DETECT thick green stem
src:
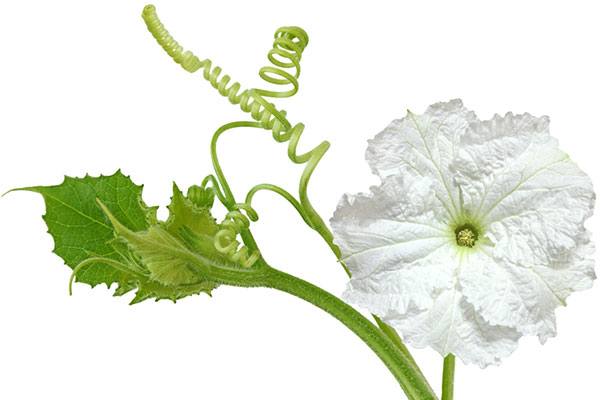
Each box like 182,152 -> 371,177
373,315 -> 418,367
441,354 -> 455,400
263,267 -> 438,400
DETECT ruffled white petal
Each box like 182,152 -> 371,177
454,111 -> 595,342
331,174 -> 453,314
332,99 -> 595,367
391,289 -> 521,368
460,233 -> 595,342
366,99 -> 475,223
451,112 -> 551,213
342,243 -> 455,316
459,249 -> 557,341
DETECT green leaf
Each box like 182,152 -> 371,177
19,171 -> 224,303
18,170 -> 156,288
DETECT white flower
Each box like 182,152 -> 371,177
330,99 -> 595,367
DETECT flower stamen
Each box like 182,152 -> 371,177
456,226 -> 477,247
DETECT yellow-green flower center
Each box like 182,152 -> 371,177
455,225 -> 478,248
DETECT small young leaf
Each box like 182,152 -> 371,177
165,183 -> 219,239
100,199 -> 203,286
98,197 -> 238,287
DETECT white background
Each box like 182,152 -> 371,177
1,1 -> 599,399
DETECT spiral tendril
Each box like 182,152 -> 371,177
141,5 -> 202,73
143,5 -> 337,268
215,206 -> 261,268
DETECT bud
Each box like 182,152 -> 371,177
187,185 -> 215,209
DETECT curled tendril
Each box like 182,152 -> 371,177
141,5 -> 202,73
215,206 -> 261,268
143,5 -> 340,268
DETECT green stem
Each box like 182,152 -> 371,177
373,315 -> 418,367
263,266 -> 438,400
441,354 -> 455,400
243,180 -> 432,391
188,259 -> 437,399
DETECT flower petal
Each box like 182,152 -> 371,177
460,236 -> 595,342
451,112 -> 551,213
366,99 -> 475,223
331,174 -> 453,314
342,243 -> 455,315
389,289 -> 521,368
452,111 -> 595,341
453,113 -> 594,261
